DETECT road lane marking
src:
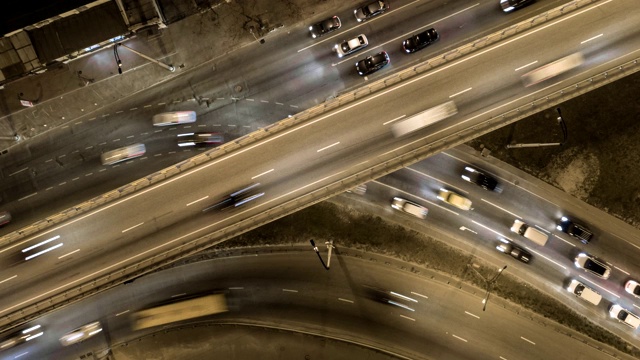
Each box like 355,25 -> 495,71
480,199 -> 520,218
338,298 -> 354,303
400,315 -> 415,321
449,87 -> 472,98
520,337 -> 535,345
452,334 -> 467,342
552,234 -> 576,247
525,247 -> 566,270
229,287 -> 244,290
391,291 -> 418,302
282,289 -> 298,293
460,226 -> 477,234
580,33 -> 603,44
383,115 -> 406,126
471,220 -> 505,238
171,293 -> 187,298
515,60 -> 538,71
0,275 -> 17,285
18,193 -> 38,201
614,266 -> 630,275
317,142 -> 340,152
252,169 -> 275,179
14,351 -> 28,358
115,310 -> 130,316
405,167 -> 469,194
59,249 -> 80,259
534,225 -> 549,233
410,291 -> 428,299
186,196 -> 209,207
464,311 -> 479,319
122,222 -> 144,233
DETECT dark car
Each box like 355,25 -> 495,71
402,28 -> 439,53
500,0 -> 535,12
309,16 -> 341,38
0,324 -> 43,351
461,166 -> 500,192
496,238 -> 531,263
177,132 -> 224,147
556,216 -> 593,244
354,0 -> 390,22
356,51 -> 390,76
203,183 -> 264,212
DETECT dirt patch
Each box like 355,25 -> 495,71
467,70 -> 640,227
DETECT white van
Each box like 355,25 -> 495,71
152,111 -> 196,126
510,219 -> 548,246
567,279 -> 601,306
101,143 -> 146,165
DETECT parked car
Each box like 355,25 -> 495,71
496,238 -> 531,263
567,279 -> 602,305
354,0 -> 390,22
0,324 -> 43,351
391,197 -> 428,219
574,253 -> 611,279
437,188 -> 472,210
177,132 -> 224,147
59,321 -> 102,346
309,16 -> 341,38
625,280 -> 640,298
402,28 -> 439,53
610,304 -> 640,329
335,34 -> 368,58
356,51 -> 390,76
556,216 -> 593,244
500,0 -> 535,13
461,166 -> 500,192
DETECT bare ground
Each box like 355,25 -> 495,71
467,71 -> 640,227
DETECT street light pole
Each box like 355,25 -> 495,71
482,265 -> 507,311
309,239 -> 334,270
114,43 -> 175,74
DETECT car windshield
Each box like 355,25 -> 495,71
585,259 -> 605,273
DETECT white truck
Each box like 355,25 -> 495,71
391,101 -> 458,137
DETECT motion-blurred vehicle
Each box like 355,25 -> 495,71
100,143 -> 146,165
0,210 -> 11,227
335,34 -> 368,58
496,238 -> 531,263
152,111 -> 196,126
132,294 -> 228,331
356,51 -> 390,76
556,216 -> 593,244
461,166 -> 500,192
574,253 -> 611,279
625,280 -> 640,298
391,101 -> 457,137
0,324 -> 43,352
402,28 -> 439,53
22,234 -> 63,261
437,188 -> 472,210
500,0 -> 535,12
510,219 -> 548,246
203,183 -> 265,212
346,184 -> 367,195
177,132 -> 224,147
59,321 -> 102,346
361,285 -> 416,311
610,304 -> 640,329
309,16 -> 341,38
391,197 -> 428,219
521,52 -> 584,87
567,279 -> 602,305
354,0 -> 390,22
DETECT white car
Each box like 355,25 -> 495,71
625,280 -> 640,298
437,189 -> 472,210
335,34 -> 368,58
574,253 -> 611,279
59,321 -> 102,346
391,197 -> 428,219
610,304 -> 640,329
